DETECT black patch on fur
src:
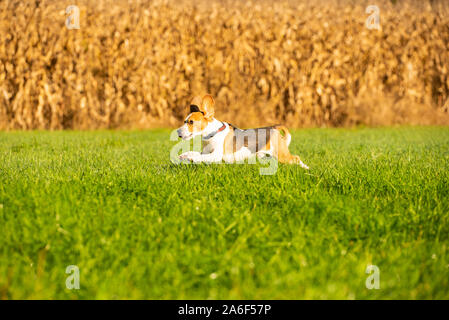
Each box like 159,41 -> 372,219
189,105 -> 204,114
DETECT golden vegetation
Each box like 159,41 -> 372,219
1,0 -> 449,129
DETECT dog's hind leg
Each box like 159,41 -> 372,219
274,126 -> 309,169
289,155 -> 309,169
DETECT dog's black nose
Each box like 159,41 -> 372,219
178,134 -> 182,138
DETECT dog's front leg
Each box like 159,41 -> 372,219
198,151 -> 223,163
183,150 -> 223,163
179,151 -> 201,161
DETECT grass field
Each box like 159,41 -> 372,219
0,127 -> 448,299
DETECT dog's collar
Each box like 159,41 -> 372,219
203,122 -> 227,140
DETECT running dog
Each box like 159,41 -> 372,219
177,94 -> 309,169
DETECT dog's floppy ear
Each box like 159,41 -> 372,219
200,94 -> 215,120
189,96 -> 202,114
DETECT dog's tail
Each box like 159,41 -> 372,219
275,125 -> 291,147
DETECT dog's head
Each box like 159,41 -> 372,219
177,94 -> 215,140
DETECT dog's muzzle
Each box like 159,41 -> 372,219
177,127 -> 192,140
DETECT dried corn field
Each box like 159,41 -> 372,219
1,0 -> 449,130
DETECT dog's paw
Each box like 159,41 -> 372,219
179,151 -> 193,160
179,151 -> 202,163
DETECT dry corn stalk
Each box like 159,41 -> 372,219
0,0 -> 448,130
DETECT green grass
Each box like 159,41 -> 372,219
0,127 -> 448,299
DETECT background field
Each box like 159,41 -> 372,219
1,0 -> 449,129
0,127 -> 448,299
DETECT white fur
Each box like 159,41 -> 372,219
178,117 -> 306,168
222,147 -> 252,163
179,118 -> 228,163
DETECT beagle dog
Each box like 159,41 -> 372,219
177,94 -> 309,169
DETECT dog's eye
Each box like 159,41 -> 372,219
189,120 -> 193,125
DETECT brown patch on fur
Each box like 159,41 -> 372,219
256,127 -> 272,152
223,126 -> 236,155
272,125 -> 304,164
186,112 -> 209,133
190,96 -> 202,108
200,95 -> 215,120
185,94 -> 216,134
224,126 -> 274,153
258,132 -> 271,152
223,123 -> 303,164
